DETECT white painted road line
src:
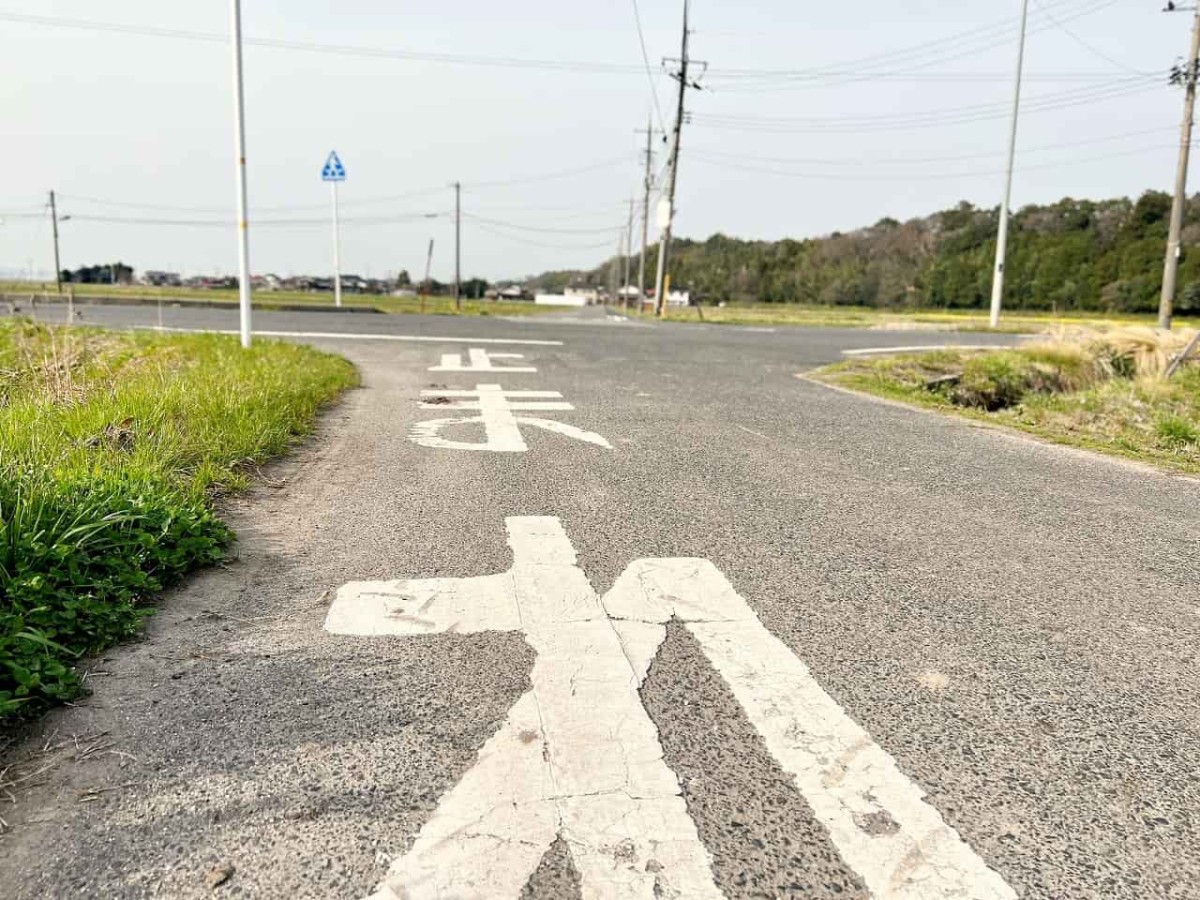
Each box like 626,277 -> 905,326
410,385 -> 612,452
430,348 -> 539,372
326,517 -> 1015,900
139,326 -> 563,346
605,559 -> 1016,900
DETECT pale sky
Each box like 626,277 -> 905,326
0,1 -> 1186,282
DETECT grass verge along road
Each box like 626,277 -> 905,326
1,282 -> 553,318
811,329 -> 1200,474
0,321 -> 358,719
644,302 -> 1200,333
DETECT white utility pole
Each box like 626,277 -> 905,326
623,196 -> 635,308
230,0 -> 253,348
637,117 -> 656,310
1160,3 -> 1200,330
454,181 -> 462,311
332,180 -> 343,307
988,0 -> 1030,330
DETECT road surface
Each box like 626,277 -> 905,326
2,303 -> 1197,899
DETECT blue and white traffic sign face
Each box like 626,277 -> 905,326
321,151 -> 347,182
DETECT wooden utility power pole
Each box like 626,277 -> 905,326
654,0 -> 705,317
1160,2 -> 1200,330
49,190 -> 63,295
453,181 -> 462,311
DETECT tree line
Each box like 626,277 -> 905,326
530,191 -> 1200,313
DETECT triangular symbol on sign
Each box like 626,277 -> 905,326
322,150 -> 346,181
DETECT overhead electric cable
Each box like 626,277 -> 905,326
631,0 -> 668,131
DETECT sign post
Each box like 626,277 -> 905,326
321,150 -> 346,308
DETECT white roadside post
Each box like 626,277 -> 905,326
230,0 -> 253,348
322,150 -> 347,308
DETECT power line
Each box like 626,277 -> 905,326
50,159 -> 629,217
464,157 -> 633,190
704,0 -> 1118,88
0,12 -> 649,75
698,75 -> 1155,124
687,125 -> 1179,168
58,211 -> 450,228
691,78 -> 1160,133
471,221 -> 623,251
57,185 -> 449,214
0,0 -> 1119,87
688,141 -> 1178,182
1030,0 -> 1148,75
462,213 -> 624,235
630,0 -> 667,131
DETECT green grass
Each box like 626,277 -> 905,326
632,302 -> 1200,334
0,282 -> 553,318
810,342 -> 1200,473
0,321 -> 358,717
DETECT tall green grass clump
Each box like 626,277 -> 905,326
0,322 -> 357,717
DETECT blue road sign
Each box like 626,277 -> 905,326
321,151 -> 347,182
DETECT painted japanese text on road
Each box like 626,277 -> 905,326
325,517 -> 1014,900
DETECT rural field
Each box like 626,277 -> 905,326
9,281 -> 1200,334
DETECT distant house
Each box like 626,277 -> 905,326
535,293 -> 588,307
142,271 -> 182,287
497,284 -> 529,301
563,286 -> 599,304
666,289 -> 690,307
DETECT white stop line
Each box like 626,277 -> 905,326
326,518 -> 1014,900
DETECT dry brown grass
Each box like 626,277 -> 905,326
1032,326 -> 1198,378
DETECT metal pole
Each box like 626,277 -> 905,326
332,180 -> 343,308
454,182 -> 462,311
422,237 -> 434,315
1160,4 -> 1200,330
623,197 -> 634,308
655,0 -> 691,317
988,0 -> 1030,330
230,0 -> 253,348
639,116 -> 654,310
49,191 -> 63,295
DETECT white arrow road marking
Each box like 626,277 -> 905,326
325,518 -> 1015,900
430,348 -> 539,372
410,385 -> 612,452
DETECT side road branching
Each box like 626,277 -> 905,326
810,328 -> 1200,474
0,322 -> 358,718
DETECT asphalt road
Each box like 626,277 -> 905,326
2,303 -> 1198,899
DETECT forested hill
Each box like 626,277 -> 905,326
528,191 -> 1200,314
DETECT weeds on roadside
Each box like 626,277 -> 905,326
814,328 -> 1200,473
0,322 -> 357,717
